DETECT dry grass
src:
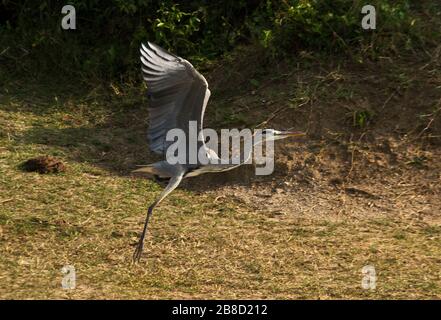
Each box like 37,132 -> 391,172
0,51 -> 440,299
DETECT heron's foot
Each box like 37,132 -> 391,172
132,238 -> 145,263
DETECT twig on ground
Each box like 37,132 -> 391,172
0,198 -> 14,204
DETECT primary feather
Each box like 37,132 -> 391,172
140,42 -> 211,156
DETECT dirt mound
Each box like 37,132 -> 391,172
21,156 -> 66,174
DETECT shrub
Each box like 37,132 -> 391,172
0,0 -> 439,80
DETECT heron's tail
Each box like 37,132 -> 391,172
132,164 -> 157,177
132,161 -> 173,180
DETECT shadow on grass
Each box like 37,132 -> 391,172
5,83 -> 264,192
20,123 -> 266,191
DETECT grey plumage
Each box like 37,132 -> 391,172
132,42 -> 303,262
133,42 -> 212,262
140,42 -> 210,157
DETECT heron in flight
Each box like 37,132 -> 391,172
132,42 -> 304,262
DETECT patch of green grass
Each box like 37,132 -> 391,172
392,231 -> 407,240
421,226 -> 441,236
406,156 -> 428,167
343,108 -> 376,129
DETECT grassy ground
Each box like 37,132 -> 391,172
1,47 -> 441,299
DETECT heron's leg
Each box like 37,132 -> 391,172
132,171 -> 185,263
133,202 -> 157,263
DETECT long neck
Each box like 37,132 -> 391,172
242,134 -> 265,165
207,134 -> 266,170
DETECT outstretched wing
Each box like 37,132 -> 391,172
140,42 -> 211,156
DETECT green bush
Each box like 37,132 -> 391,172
0,0 -> 439,81
251,0 -> 429,57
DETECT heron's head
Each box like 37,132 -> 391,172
260,129 -> 306,142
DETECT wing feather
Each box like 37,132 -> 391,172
140,42 -> 211,156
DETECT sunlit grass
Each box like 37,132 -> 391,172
1,52 -> 441,299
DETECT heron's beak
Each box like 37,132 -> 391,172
280,130 -> 306,138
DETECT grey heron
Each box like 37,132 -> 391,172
132,42 -> 304,262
